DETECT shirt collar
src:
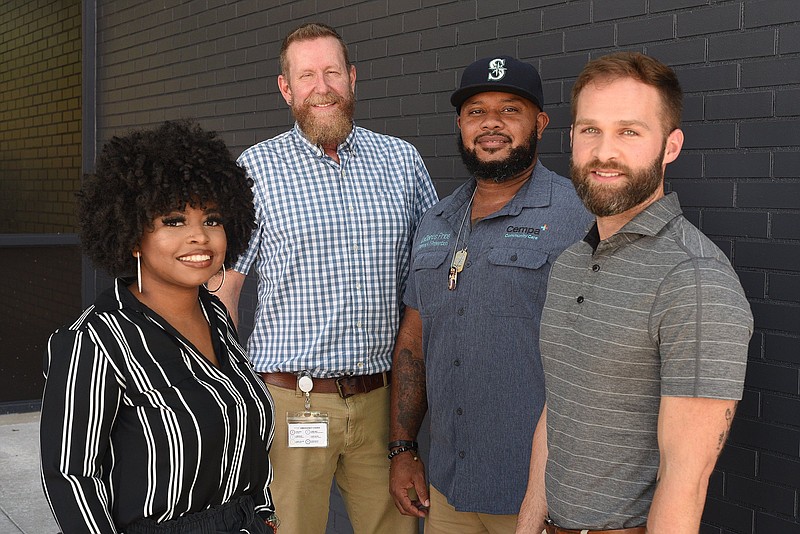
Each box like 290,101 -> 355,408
92,278 -> 137,312
583,192 -> 683,249
434,161 -> 553,221
95,278 -> 216,316
292,122 -> 357,158
619,192 -> 683,236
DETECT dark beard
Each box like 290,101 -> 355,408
569,144 -> 665,217
292,90 -> 356,147
457,129 -> 538,183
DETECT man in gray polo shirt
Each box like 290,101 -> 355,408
516,52 -> 753,534
388,56 -> 591,533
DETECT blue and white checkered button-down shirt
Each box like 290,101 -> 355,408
235,123 -> 438,377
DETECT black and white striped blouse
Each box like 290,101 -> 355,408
40,279 -> 275,533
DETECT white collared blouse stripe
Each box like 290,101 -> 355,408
41,279 -> 275,533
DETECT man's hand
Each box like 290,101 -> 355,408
388,307 -> 429,516
389,451 -> 430,517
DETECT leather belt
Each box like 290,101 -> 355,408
260,371 -> 391,398
544,524 -> 645,534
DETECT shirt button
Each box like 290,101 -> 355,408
465,261 -> 472,268
592,264 -> 600,272
453,359 -> 461,366
510,254 -> 518,261
456,408 -> 463,415
457,308 -> 465,316
459,451 -> 465,459
356,321 -> 363,328
355,283 -> 362,290
577,296 -> 584,303
357,362 -> 364,368
353,244 -> 359,252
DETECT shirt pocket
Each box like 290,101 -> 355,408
485,248 -> 550,318
412,248 -> 450,317
126,357 -> 195,405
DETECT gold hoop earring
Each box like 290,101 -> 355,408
136,252 -> 142,293
204,267 -> 226,293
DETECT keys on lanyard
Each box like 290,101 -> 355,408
448,249 -> 467,291
449,188 -> 474,291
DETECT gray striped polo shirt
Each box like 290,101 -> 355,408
540,192 -> 753,529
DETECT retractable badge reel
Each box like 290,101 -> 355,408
287,373 -> 329,448
298,374 -> 314,410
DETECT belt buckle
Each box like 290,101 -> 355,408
335,377 -> 355,399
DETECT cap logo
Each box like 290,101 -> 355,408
487,58 -> 506,81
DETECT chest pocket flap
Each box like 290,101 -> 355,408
487,248 -> 549,269
413,248 -> 450,270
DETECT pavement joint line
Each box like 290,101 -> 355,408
0,502 -> 24,533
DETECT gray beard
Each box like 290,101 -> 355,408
292,92 -> 355,147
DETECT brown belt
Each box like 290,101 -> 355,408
260,371 -> 391,398
544,525 -> 645,534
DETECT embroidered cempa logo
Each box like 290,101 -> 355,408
505,224 -> 549,240
488,58 -> 507,81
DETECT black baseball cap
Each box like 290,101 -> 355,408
450,55 -> 544,113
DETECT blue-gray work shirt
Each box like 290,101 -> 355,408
404,162 -> 592,514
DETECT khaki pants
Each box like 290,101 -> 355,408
266,383 -> 417,534
425,485 -> 518,534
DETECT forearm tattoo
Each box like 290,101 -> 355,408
394,348 -> 428,435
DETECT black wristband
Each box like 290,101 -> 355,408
388,439 -> 418,451
388,446 -> 419,460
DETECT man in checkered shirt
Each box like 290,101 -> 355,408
218,22 -> 437,534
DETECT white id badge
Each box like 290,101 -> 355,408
287,412 -> 329,448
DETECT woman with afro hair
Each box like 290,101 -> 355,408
40,120 -> 279,533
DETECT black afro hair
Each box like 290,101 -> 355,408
78,120 -> 256,277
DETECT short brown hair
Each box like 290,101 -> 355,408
571,52 -> 683,134
279,22 -> 350,76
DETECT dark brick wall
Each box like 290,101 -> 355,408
92,1 -> 799,532
0,0 -> 83,406
0,0 -> 82,233
0,245 -> 82,403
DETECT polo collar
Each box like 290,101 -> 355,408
619,192 -> 683,237
583,192 -> 683,250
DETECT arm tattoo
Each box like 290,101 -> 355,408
394,348 -> 428,436
716,404 -> 737,454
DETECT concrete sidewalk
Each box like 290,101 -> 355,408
0,411 -> 60,534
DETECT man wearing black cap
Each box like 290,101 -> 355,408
388,56 -> 592,533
